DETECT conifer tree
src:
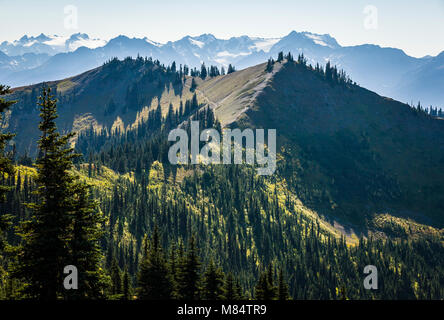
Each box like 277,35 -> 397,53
123,266 -> 131,300
12,88 -> 77,299
297,53 -> 306,66
227,64 -> 236,74
224,272 -> 238,300
202,259 -> 225,300
254,273 -> 268,300
254,266 -> 277,300
266,59 -> 274,73
325,61 -> 332,82
168,243 -> 180,298
234,280 -> 243,299
177,235 -> 201,299
137,226 -> 172,299
68,181 -> 107,299
200,63 -> 207,80
277,269 -> 289,300
286,52 -> 294,62
110,257 -> 122,297
12,88 -> 105,300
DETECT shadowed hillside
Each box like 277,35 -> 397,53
232,60 -> 444,227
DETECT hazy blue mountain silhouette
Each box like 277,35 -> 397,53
1,31 -> 442,107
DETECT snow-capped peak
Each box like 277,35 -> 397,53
189,38 -> 205,48
0,33 -> 107,56
249,37 -> 281,53
143,37 -> 162,47
302,32 -> 339,48
65,33 -> 106,51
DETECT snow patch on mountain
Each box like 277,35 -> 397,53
144,38 -> 162,47
65,34 -> 107,51
217,51 -> 250,58
249,38 -> 280,52
189,38 -> 205,48
303,32 -> 338,48
43,36 -> 69,48
0,33 -> 107,56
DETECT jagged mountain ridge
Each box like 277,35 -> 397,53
1,31 -> 443,107
0,33 -> 106,56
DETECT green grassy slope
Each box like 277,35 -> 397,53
6,57 -> 192,155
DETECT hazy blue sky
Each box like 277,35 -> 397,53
1,0 -> 443,57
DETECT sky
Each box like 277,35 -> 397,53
0,0 -> 443,58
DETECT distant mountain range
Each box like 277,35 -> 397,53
1,31 -> 443,107
0,33 -> 106,56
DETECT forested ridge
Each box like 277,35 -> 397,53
0,54 -> 443,300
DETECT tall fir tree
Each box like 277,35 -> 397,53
224,272 -> 238,300
122,266 -> 131,300
110,256 -> 122,297
202,259 -> 225,300
67,181 -> 108,299
277,269 -> 289,300
200,63 -> 207,80
266,58 -> 274,73
12,88 -> 105,299
254,266 -> 277,300
177,235 -> 201,300
12,88 -> 76,299
137,226 -> 173,299
168,243 -> 180,298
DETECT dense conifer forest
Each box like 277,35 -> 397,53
0,53 -> 443,300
